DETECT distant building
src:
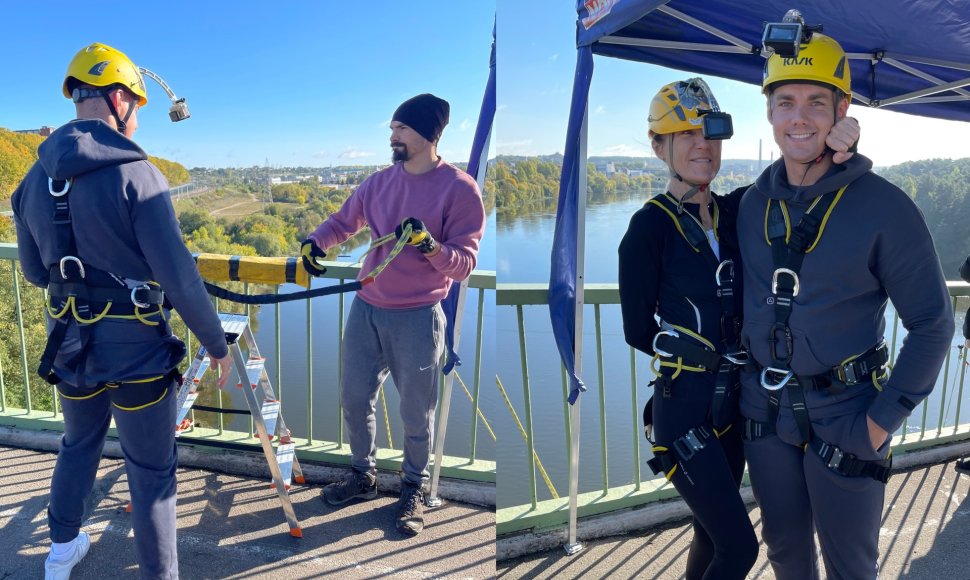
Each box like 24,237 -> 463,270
14,126 -> 54,137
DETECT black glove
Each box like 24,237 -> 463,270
395,217 -> 437,255
300,238 -> 327,277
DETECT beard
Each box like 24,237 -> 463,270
391,143 -> 409,163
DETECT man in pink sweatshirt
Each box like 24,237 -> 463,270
301,94 -> 485,535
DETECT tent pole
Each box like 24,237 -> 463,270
427,279 -> 468,506
565,100 -> 589,557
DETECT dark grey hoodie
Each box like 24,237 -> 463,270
737,154 -> 953,436
12,119 -> 228,386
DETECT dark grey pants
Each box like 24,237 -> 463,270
744,409 -> 887,580
49,375 -> 179,579
340,298 -> 445,486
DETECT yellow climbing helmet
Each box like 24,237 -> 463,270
762,32 -> 851,98
62,43 -> 148,106
648,78 -> 720,135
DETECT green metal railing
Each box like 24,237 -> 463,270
496,281 -> 970,535
0,242 -> 495,483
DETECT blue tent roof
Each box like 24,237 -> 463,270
577,0 -> 970,121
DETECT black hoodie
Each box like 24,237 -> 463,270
737,154 -> 953,436
12,119 -> 228,385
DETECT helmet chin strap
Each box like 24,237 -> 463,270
667,135 -> 710,214
100,88 -> 135,134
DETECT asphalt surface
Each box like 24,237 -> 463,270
498,461 -> 970,579
0,445 -> 495,579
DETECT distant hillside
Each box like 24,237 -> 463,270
0,127 -> 190,201
0,129 -> 43,200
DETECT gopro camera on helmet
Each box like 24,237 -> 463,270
169,98 -> 191,122
762,9 -> 822,58
701,111 -> 733,140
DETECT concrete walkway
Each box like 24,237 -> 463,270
498,461 -> 970,579
0,445 -> 495,579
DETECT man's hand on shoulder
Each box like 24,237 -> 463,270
828,116 -> 860,164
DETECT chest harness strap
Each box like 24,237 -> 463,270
645,194 -> 748,431
38,177 -> 168,385
743,184 -> 892,482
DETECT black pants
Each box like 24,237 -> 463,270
652,372 -> 757,580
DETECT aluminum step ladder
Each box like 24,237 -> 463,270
173,312 -> 304,537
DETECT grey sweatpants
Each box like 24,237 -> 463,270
744,409 -> 887,580
49,375 -> 179,579
340,298 -> 445,486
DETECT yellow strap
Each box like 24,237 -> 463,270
665,464 -> 678,480
57,386 -> 106,400
763,184 -> 848,251
713,423 -> 732,438
647,197 -> 700,253
112,387 -> 169,412
48,296 -> 73,319
668,324 -> 717,351
119,374 -> 165,385
71,299 -> 112,324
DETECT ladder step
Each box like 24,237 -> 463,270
236,359 -> 266,389
261,400 -> 280,439
174,390 -> 199,437
276,443 -> 295,488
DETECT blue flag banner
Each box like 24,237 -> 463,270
443,19 -> 496,376
549,46 -> 593,405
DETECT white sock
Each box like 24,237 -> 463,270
50,537 -> 77,558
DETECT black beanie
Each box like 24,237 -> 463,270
392,93 -> 450,144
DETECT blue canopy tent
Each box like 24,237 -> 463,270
550,0 -> 970,553
428,18 -> 496,505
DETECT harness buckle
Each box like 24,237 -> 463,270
723,350 -> 751,366
130,284 -> 152,309
715,259 -> 735,286
59,256 -> 85,279
827,446 -> 845,471
652,329 -> 679,359
768,322 -> 794,365
771,267 -> 800,296
760,366 -> 794,391
836,362 -> 858,385
48,177 -> 71,197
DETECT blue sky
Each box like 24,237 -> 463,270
3,1 -> 493,169
7,2 -> 970,170
500,0 -> 970,168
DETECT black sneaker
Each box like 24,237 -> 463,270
956,458 -> 970,474
322,470 -> 378,505
395,481 -> 425,536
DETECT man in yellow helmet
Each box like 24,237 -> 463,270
620,77 -> 858,579
12,43 -> 231,579
737,25 -> 953,579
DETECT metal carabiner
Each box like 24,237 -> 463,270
48,177 -> 71,197
652,329 -> 680,359
59,256 -> 85,279
771,267 -> 800,296
715,259 -> 735,286
130,284 -> 152,309
723,350 -> 751,366
760,366 -> 794,391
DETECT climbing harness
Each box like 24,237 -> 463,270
39,176 -> 170,385
742,183 -> 893,482
645,193 -> 747,431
